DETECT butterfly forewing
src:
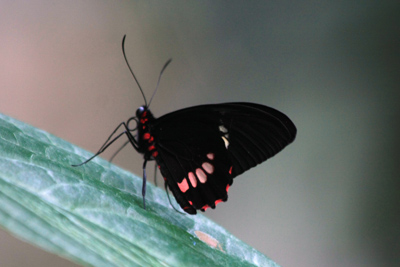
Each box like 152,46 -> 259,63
147,102 -> 296,214
217,103 -> 296,177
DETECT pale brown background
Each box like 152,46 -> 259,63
1,1 -> 399,266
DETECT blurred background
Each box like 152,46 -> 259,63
1,1 -> 399,266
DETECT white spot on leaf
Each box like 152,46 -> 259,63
194,231 -> 224,252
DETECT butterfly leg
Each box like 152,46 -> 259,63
163,180 -> 185,214
72,122 -> 139,167
142,158 -> 148,209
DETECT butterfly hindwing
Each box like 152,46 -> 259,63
148,102 -> 296,214
153,115 -> 233,214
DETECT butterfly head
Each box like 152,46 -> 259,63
136,105 -> 148,119
136,105 -> 155,125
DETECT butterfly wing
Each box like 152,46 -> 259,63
150,102 -> 296,214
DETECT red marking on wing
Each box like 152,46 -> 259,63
152,151 -> 158,157
189,201 -> 193,206
148,145 -> 155,151
177,178 -> 189,193
215,199 -> 223,206
226,184 -> 230,192
143,133 -> 150,140
228,166 -> 233,175
201,204 -> 210,211
148,136 -> 154,142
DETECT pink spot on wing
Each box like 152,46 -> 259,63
206,153 -> 214,160
226,184 -> 230,192
177,178 -> 189,193
188,172 -> 197,188
189,201 -> 193,206
202,162 -> 214,174
228,166 -> 233,175
196,168 -> 207,183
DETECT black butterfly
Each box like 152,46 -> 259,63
73,36 -> 296,215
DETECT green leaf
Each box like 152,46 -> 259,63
0,113 -> 279,267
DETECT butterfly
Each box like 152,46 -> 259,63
72,35 -> 297,215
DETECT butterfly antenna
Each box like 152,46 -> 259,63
122,35 -> 148,107
148,58 -> 172,107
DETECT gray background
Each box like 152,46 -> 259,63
1,1 -> 399,266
